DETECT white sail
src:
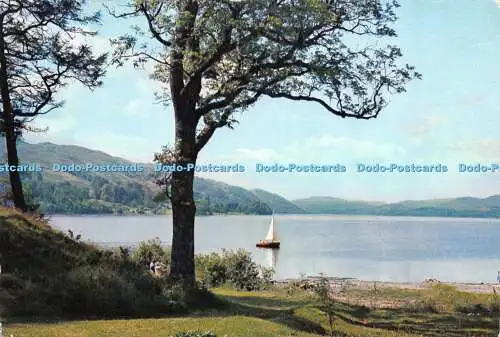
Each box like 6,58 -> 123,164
264,214 -> 278,241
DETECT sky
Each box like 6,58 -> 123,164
23,0 -> 500,202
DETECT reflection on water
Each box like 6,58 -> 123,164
266,248 -> 280,272
50,214 -> 500,283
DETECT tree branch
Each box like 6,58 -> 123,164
139,3 -> 171,47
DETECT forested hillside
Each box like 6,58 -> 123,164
0,141 -> 279,215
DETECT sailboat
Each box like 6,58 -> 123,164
256,212 -> 280,248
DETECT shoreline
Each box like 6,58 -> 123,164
276,276 -> 500,294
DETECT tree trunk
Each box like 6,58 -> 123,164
0,28 -> 26,212
3,126 -> 26,211
169,114 -> 198,291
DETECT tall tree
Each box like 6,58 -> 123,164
109,0 -> 421,290
0,0 -> 107,211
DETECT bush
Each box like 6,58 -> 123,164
195,249 -> 273,291
131,238 -> 171,266
63,265 -> 139,316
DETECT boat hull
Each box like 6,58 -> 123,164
256,241 -> 280,248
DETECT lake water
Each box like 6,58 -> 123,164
49,214 -> 500,283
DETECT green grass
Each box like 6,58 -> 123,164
11,285 -> 495,337
5,288 -> 419,337
4,275 -> 500,337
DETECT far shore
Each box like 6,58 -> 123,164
46,212 -> 500,219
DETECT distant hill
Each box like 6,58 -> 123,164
293,197 -> 382,214
193,178 -> 272,215
292,196 -> 500,218
0,140 -> 499,217
251,189 -> 306,214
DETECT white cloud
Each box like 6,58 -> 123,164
232,148 -> 277,161
406,116 -> 446,138
24,110 -> 78,145
443,139 -> 500,161
123,99 -> 143,116
220,136 -> 406,164
68,30 -> 111,56
42,113 -> 77,134
297,136 -> 407,160
74,132 -> 154,163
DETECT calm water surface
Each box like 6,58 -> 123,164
50,215 -> 500,283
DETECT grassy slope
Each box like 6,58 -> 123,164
0,207 -> 189,319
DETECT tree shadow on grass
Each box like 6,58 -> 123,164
5,292 -> 327,336
333,304 -> 497,337
191,292 -> 327,335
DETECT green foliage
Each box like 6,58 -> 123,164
111,0 -> 419,126
196,199 -> 213,215
195,249 -> 273,291
22,182 -> 40,212
193,179 -> 272,215
0,0 -> 107,144
131,238 -> 171,266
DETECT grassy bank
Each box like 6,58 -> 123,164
0,207 -> 220,319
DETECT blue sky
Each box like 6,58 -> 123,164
24,0 -> 500,202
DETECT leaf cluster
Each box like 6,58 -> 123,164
109,0 -> 421,155
0,0 -> 108,136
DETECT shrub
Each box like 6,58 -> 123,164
131,238 -> 171,266
195,249 -> 273,291
63,265 -> 138,316
422,283 -> 458,312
